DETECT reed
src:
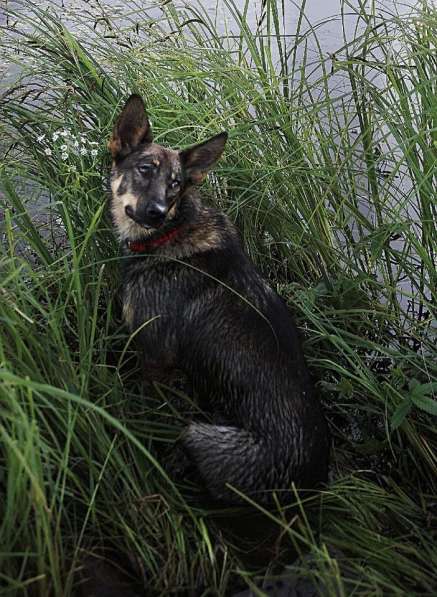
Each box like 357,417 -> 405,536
0,1 -> 436,594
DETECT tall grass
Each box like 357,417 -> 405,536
0,0 -> 436,594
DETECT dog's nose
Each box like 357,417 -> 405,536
145,203 -> 168,222
125,202 -> 168,228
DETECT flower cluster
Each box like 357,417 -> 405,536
36,128 -> 100,164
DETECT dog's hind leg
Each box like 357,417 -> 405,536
182,421 -> 277,504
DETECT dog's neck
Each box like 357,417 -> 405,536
126,225 -> 184,253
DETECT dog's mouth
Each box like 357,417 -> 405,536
140,221 -> 156,230
124,206 -> 163,231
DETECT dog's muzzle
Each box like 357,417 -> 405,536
125,202 -> 168,228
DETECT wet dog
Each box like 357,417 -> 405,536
109,94 -> 329,504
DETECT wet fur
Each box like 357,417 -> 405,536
109,95 -> 329,504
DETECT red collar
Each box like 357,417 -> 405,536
127,226 -> 182,253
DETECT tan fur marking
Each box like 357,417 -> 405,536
111,174 -> 123,194
111,198 -> 154,242
122,297 -> 135,328
111,174 -> 139,212
108,137 -> 121,158
110,175 -> 155,242
118,190 -> 139,210
191,171 -> 206,184
167,202 -> 177,219
190,228 -> 221,252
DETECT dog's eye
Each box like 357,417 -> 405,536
169,180 -> 180,190
138,164 -> 152,175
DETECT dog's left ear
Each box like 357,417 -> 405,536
180,132 -> 227,184
108,94 -> 152,159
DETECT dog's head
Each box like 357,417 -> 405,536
108,94 -> 227,241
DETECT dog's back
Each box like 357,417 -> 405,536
109,95 -> 329,504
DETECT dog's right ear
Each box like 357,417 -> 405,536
108,94 -> 152,159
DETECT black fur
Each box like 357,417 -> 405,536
110,95 -> 329,505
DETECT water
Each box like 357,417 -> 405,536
0,0 -> 412,136
0,0 -> 411,64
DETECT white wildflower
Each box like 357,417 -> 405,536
72,139 -> 80,148
52,132 -> 59,141
69,165 -> 77,172
89,141 -> 99,146
61,152 -> 68,161
80,147 -> 87,155
90,149 -> 98,157
44,148 -> 52,156
60,144 -> 68,152
37,134 -> 46,143
60,130 -> 69,137
80,136 -> 87,144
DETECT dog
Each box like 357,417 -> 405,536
108,94 -> 329,505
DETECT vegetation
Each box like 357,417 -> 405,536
0,0 -> 436,594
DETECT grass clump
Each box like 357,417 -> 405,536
0,0 -> 436,594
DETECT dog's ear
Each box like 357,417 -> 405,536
108,94 -> 152,159
180,132 -> 227,184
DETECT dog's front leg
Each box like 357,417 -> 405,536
137,324 -> 179,386
142,358 -> 178,386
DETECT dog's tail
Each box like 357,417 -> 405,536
182,422 -> 294,505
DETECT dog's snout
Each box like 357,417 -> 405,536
125,201 -> 168,228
